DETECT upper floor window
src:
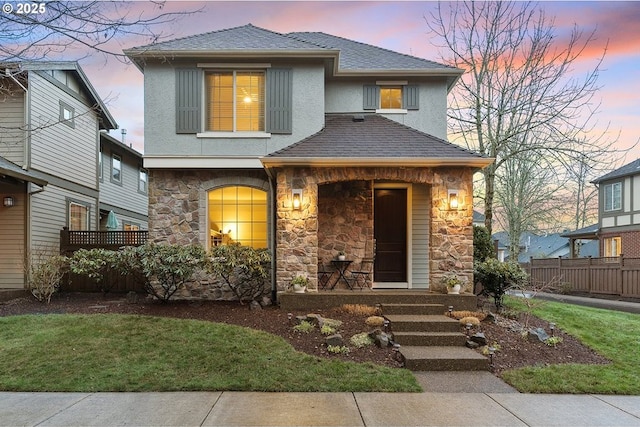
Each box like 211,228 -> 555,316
208,186 -> 267,249
206,71 -> 265,132
59,101 -> 75,128
111,154 -> 122,184
363,83 -> 419,111
69,201 -> 89,230
604,182 -> 621,212
138,168 -> 148,194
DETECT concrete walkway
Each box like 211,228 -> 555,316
1,391 -> 639,426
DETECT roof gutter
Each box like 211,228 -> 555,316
261,157 -> 494,169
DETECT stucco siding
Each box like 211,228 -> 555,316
30,184 -> 97,250
0,87 -> 26,165
143,63 -> 325,159
324,79 -> 448,140
28,72 -> 98,189
412,184 -> 430,288
0,193 -> 26,288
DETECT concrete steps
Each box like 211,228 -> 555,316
382,303 -> 488,372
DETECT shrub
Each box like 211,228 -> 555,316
350,332 -> 374,348
327,345 -> 350,354
293,321 -> 315,333
450,310 -> 487,321
69,248 -> 120,293
473,225 -> 495,262
365,316 -> 385,327
475,258 -> 528,311
26,253 -> 69,303
206,243 -> 272,303
459,316 -> 480,326
339,304 -> 380,316
120,243 -> 206,302
322,318 -> 343,329
321,325 -> 336,335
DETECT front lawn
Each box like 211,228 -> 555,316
0,314 -> 420,392
501,297 -> 640,394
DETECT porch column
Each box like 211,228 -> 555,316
275,168 -> 319,292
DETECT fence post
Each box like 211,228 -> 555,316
588,256 -> 592,292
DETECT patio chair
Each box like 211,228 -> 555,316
348,258 -> 374,290
317,264 -> 333,290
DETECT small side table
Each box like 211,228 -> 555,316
330,259 -> 353,290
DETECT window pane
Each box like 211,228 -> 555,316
112,155 -> 121,183
206,71 -> 264,132
208,185 -> 268,249
69,203 -> 88,231
380,87 -> 402,109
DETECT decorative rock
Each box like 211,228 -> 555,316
249,300 -> 262,311
306,313 -> 324,328
295,315 -> 307,323
325,334 -> 344,347
485,312 -> 497,323
470,332 -> 487,346
466,340 -> 480,349
528,327 -> 550,343
261,296 -> 272,307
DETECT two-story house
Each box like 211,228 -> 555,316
0,61 -> 147,291
591,158 -> 640,257
124,24 -> 492,294
99,131 -> 148,231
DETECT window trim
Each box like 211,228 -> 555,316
59,100 -> 75,128
110,153 -> 122,185
98,147 -> 103,182
604,182 -> 622,212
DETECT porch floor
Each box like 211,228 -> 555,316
277,290 -> 478,312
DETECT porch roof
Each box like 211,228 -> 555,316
0,156 -> 48,186
262,114 -> 493,168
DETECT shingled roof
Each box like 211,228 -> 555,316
592,158 -> 640,184
262,114 -> 491,168
125,24 -> 462,84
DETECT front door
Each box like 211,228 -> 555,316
373,187 -> 407,288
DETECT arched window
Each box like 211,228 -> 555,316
208,186 -> 267,249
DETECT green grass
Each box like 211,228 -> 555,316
0,314 -> 420,392
501,297 -> 640,394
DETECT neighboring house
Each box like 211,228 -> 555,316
473,210 -> 486,228
0,61 -> 145,290
124,24 -> 492,293
493,230 -> 599,263
590,159 -> 640,257
99,131 -> 148,231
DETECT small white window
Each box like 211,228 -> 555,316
138,168 -> 148,194
604,182 -> 622,212
111,154 -> 122,184
59,101 -> 75,128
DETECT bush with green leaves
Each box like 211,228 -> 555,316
119,243 -> 206,302
26,254 -> 69,303
69,248 -> 120,293
473,225 -> 495,262
475,258 -> 528,311
205,243 -> 272,303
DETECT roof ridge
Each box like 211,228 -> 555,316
287,31 -> 457,70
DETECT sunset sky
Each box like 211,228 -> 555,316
75,1 -> 639,163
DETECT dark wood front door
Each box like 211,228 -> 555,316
374,188 -> 407,285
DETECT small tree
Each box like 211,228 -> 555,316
24,250 -> 69,303
120,243 -> 206,302
69,248 -> 120,294
475,258 -> 528,311
473,225 -> 495,262
206,243 -> 272,304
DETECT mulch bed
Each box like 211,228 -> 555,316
0,292 -> 609,377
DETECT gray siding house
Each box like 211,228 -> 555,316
124,24 -> 492,294
0,61 -> 146,290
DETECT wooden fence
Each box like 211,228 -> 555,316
60,229 -> 149,293
521,256 -> 640,298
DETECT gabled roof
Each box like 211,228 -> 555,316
124,24 -> 463,87
262,114 -> 492,168
0,156 -> 48,186
592,158 -> 640,184
4,61 -> 117,130
100,131 -> 143,159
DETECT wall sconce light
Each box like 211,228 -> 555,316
292,189 -> 302,210
3,196 -> 15,207
448,189 -> 459,210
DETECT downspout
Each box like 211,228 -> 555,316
264,164 -> 278,304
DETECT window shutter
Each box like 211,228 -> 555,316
363,85 -> 379,110
266,68 -> 292,134
175,68 -> 202,134
403,85 -> 419,110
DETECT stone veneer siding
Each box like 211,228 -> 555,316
275,166 -> 475,292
